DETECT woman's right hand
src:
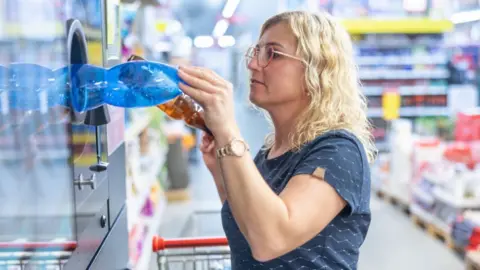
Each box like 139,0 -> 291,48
200,132 -> 227,203
199,132 -> 219,175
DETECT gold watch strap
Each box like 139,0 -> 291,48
216,138 -> 249,159
216,146 -> 230,159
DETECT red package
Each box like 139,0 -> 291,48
455,110 -> 480,142
443,142 -> 475,169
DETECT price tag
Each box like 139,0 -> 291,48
382,89 -> 401,120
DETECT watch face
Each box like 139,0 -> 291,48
230,140 -> 245,156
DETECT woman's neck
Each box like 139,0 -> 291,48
269,108 -> 299,154
267,98 -> 309,157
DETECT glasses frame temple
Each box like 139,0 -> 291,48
273,50 -> 309,66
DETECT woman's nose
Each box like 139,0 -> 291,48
247,57 -> 261,71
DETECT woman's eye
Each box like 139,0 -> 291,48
271,52 -> 280,59
266,48 -> 278,59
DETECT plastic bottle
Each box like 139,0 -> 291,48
69,60 -> 182,112
0,58 -> 211,134
127,55 -> 211,135
0,61 -> 183,113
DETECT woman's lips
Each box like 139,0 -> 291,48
250,79 -> 265,85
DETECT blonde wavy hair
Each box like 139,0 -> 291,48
259,11 -> 377,163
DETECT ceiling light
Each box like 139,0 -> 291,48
222,0 -> 240,18
451,9 -> 480,24
194,36 -> 214,48
218,35 -> 236,48
213,19 -> 229,37
207,0 -> 223,5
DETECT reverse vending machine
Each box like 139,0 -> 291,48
0,0 -> 129,269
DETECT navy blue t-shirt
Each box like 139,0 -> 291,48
221,130 -> 371,270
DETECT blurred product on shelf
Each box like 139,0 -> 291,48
372,106 -> 480,257
388,119 -> 413,205
125,107 -> 168,269
452,211 -> 480,251
353,30 -> 453,149
455,109 -> 480,142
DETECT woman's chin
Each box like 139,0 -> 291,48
249,88 -> 273,109
248,92 -> 262,106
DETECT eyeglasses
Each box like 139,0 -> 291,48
245,45 -> 307,68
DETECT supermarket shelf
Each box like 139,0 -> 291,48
363,85 -> 448,96
342,18 -> 453,34
375,185 -> 410,213
422,171 -> 449,185
375,141 -> 389,151
3,22 -> 101,40
466,251 -> 480,270
411,204 -> 451,235
127,144 -> 167,229
412,186 -> 435,206
125,113 -> 153,142
135,196 -> 166,270
433,188 -> 480,209
368,107 -> 450,118
410,204 -> 453,246
359,69 -> 449,80
410,203 -> 434,224
356,55 -> 448,66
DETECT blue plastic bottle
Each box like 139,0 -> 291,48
70,61 -> 183,112
0,61 -> 184,113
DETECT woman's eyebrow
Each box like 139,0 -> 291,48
258,41 -> 285,48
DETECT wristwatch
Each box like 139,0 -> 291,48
216,138 -> 250,159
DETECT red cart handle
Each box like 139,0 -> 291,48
0,241 -> 77,251
152,236 -> 228,252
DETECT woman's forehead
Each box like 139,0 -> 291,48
258,23 -> 296,49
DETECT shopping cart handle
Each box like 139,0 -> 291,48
152,236 -> 228,252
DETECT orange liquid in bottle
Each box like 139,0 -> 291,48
128,54 -> 212,135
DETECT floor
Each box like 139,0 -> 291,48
151,95 -> 465,270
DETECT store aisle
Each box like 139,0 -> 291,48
156,100 -> 464,270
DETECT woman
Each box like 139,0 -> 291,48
177,10 -> 376,270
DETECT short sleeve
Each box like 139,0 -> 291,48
292,135 -> 365,215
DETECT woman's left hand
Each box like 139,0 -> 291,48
178,66 -> 240,141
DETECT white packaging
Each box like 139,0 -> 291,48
389,119 -> 414,203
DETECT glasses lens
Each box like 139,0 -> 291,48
245,47 -> 255,67
245,47 -> 254,59
258,47 -> 274,68
245,46 -> 275,68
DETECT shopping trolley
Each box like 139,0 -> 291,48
0,240 -> 76,270
152,209 -> 231,270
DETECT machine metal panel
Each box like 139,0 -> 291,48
63,201 -> 109,270
0,0 -> 77,261
74,172 -> 109,238
0,0 -> 128,269
107,143 -> 127,228
88,206 -> 129,270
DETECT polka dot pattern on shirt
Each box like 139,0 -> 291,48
221,130 -> 371,270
